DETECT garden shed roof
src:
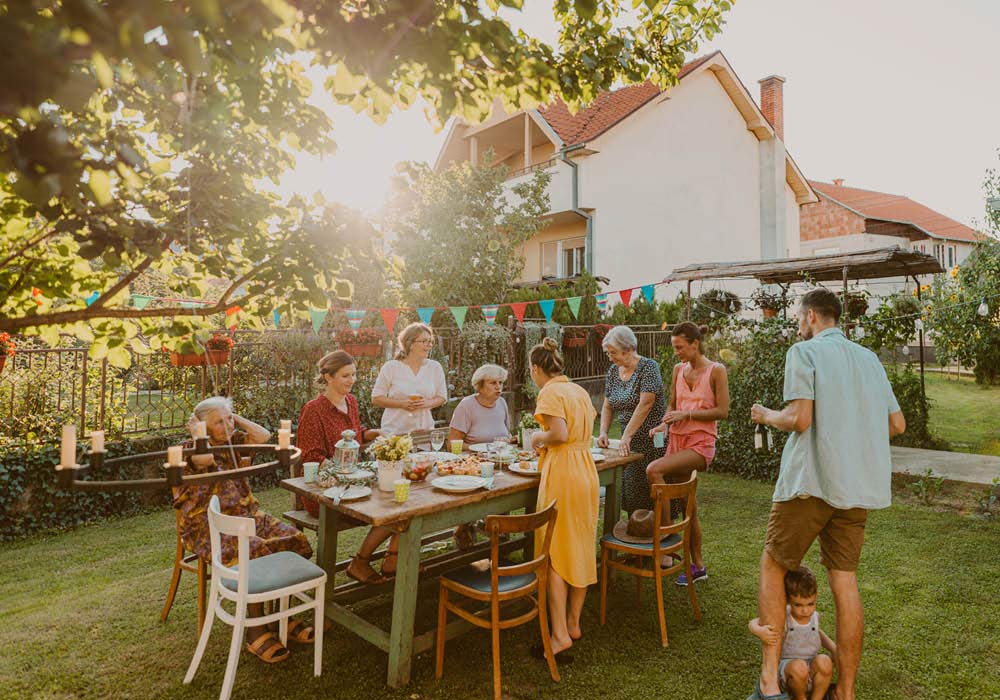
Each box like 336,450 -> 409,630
665,246 -> 944,285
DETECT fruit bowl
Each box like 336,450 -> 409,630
402,457 -> 433,482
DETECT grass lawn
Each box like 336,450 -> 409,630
2,475 -> 998,700
923,372 -> 1000,456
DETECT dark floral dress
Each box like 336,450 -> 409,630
173,430 -> 313,566
605,356 -> 666,514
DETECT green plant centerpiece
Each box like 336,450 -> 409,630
519,412 -> 540,449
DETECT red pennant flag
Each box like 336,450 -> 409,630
619,288 -> 633,306
509,302 -> 528,323
380,308 -> 400,333
225,305 -> 242,316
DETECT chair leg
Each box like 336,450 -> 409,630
636,568 -> 642,604
184,585 -> 217,684
490,598 -> 502,700
434,586 -> 448,679
279,595 -> 289,647
197,559 -> 208,633
654,564 -> 668,648
536,580 -> 560,683
313,582 -> 325,677
161,540 -> 184,622
219,599 -> 247,700
599,547 -> 609,626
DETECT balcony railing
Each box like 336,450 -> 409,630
506,157 -> 557,180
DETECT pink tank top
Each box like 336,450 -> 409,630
670,361 -> 719,437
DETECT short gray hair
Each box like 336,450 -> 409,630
192,396 -> 233,422
602,325 -> 637,352
471,364 -> 508,391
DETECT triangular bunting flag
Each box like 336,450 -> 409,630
225,305 -> 242,317
566,296 -> 582,320
346,309 -> 366,330
509,302 -> 528,323
380,308 -> 399,334
85,291 -> 100,307
272,310 -> 281,329
180,301 -> 198,309
641,284 -> 655,305
416,307 -> 435,325
450,306 -> 468,330
131,294 -> 153,310
595,293 -> 608,313
482,305 -> 499,326
538,299 -> 555,323
309,308 -> 328,333
619,288 -> 633,306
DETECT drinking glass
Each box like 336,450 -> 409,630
492,436 -> 512,465
430,428 -> 447,452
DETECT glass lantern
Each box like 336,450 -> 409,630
333,429 -> 360,474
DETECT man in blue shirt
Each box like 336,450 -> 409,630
748,288 -> 906,700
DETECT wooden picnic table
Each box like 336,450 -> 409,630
281,449 -> 643,688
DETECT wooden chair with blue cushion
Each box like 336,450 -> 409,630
435,501 -> 560,700
599,472 -> 701,647
183,495 -> 327,700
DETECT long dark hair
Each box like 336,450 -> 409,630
672,322 -> 709,352
529,337 -> 564,375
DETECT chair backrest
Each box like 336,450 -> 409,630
651,471 -> 698,549
206,495 -> 256,593
484,500 -> 558,587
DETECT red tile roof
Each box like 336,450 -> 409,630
537,51 -> 719,146
810,181 -> 981,243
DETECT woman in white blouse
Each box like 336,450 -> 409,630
372,322 -> 448,435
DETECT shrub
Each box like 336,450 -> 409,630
886,364 -> 948,449
906,468 -> 946,505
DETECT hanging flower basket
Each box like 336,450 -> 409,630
335,328 -> 383,358
562,328 -> 588,349
205,350 -> 230,366
169,351 -> 205,367
762,308 -> 778,319
342,343 -> 381,358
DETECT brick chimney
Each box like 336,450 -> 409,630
758,75 -> 786,141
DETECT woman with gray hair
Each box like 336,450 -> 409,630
173,397 -> 314,664
597,325 -> 666,515
447,363 -> 512,447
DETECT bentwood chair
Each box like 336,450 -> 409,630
435,501 -> 560,700
599,472 -> 701,647
184,496 -> 327,700
161,508 -> 209,633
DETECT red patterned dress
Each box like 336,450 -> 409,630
296,393 -> 366,516
173,430 -> 313,566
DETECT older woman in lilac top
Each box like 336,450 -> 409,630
448,364 -> 512,447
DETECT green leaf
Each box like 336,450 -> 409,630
86,169 -> 113,207
92,52 -> 114,89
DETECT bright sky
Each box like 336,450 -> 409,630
280,0 -> 999,229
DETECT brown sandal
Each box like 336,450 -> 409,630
245,632 -> 290,664
286,619 -> 315,644
381,548 -> 427,577
346,553 -> 388,585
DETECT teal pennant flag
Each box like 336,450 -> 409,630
416,307 -> 435,325
450,306 -> 468,329
309,308 -> 328,333
538,299 -> 555,323
566,296 -> 582,319
131,294 -> 154,310
641,284 -> 655,305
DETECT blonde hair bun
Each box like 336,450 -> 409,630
542,337 -> 559,352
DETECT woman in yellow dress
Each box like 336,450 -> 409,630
528,338 -> 599,661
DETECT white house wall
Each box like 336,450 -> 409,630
575,70 -> 796,302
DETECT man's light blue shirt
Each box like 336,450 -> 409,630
774,327 -> 900,510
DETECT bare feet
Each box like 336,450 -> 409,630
567,622 -> 582,641
549,635 -> 573,655
345,556 -> 387,585
759,674 -> 782,698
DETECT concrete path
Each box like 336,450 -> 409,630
892,446 -> 1000,485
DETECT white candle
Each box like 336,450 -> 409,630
90,430 -> 105,453
277,429 -> 291,449
280,419 -> 291,431
193,421 -> 207,439
167,445 -> 184,466
59,424 -> 77,469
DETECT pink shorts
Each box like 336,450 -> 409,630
668,431 -> 716,468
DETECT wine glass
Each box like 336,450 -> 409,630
430,428 -> 447,452
492,435 -> 512,465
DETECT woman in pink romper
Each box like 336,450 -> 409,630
648,322 -> 730,586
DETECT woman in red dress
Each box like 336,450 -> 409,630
297,350 -> 400,584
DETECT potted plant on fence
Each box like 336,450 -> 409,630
839,289 -> 870,321
592,323 -> 613,346
0,333 -> 15,372
562,327 -> 588,349
519,412 -> 540,449
750,288 -> 788,318
204,332 -> 234,365
336,327 -> 383,358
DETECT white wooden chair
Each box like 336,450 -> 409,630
184,495 -> 327,700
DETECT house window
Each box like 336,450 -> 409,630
947,246 -> 955,267
933,244 -> 943,265
540,236 -> 586,278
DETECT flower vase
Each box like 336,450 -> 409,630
377,460 -> 403,492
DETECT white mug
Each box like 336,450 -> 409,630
303,461 -> 320,483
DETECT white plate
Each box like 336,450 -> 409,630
509,462 -> 541,477
468,443 -> 492,453
412,451 -> 460,462
322,485 -> 371,502
431,475 -> 487,493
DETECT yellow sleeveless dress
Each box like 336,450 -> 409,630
534,375 -> 599,588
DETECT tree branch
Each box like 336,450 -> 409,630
0,229 -> 62,272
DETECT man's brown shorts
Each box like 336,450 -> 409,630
764,497 -> 868,572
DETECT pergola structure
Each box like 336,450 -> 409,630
665,245 -> 945,394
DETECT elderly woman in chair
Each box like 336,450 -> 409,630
173,396 -> 313,665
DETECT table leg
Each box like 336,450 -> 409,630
386,516 -> 424,688
318,507 -> 340,604
603,465 -> 624,537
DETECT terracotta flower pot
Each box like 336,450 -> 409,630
205,350 -> 230,366
343,343 -> 381,358
170,351 -> 204,367
563,336 -> 587,349
0,356 -> 6,372
762,308 -> 778,319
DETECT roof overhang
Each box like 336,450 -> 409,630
814,190 -> 982,244
666,246 -> 944,285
